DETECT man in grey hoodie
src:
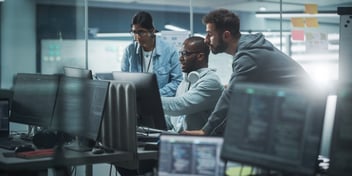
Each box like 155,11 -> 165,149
182,9 -> 311,136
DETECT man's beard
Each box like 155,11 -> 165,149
211,38 -> 227,54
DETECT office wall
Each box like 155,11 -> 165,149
1,0 -> 36,89
1,2 -> 340,89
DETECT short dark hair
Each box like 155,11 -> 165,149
186,36 -> 210,60
202,9 -> 240,38
131,11 -> 155,30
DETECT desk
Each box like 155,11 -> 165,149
0,148 -> 132,176
137,147 -> 158,160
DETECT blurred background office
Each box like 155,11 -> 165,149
1,0 -> 351,175
2,0 -> 351,89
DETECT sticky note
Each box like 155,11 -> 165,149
291,30 -> 305,41
291,18 -> 305,27
306,18 -> 319,27
305,4 -> 318,14
305,32 -> 328,53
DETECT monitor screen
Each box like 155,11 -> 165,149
63,66 -> 93,79
328,83 -> 352,176
50,76 -> 109,142
158,134 -> 225,176
10,73 -> 60,127
112,71 -> 167,130
221,83 -> 327,176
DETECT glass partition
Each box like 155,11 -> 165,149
1,0 -> 343,89
0,0 -> 348,175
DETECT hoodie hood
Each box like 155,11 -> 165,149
237,33 -> 274,52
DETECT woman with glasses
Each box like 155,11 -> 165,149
121,11 -> 182,97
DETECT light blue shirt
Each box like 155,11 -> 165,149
121,36 -> 183,97
161,68 -> 224,132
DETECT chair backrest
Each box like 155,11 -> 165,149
100,81 -> 139,169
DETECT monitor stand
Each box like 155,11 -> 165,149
64,136 -> 95,152
22,125 -> 40,141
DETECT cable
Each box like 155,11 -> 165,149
70,166 -> 76,176
223,160 -> 228,176
109,164 -> 112,176
239,164 -> 244,176
249,166 -> 254,175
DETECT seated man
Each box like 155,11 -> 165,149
161,36 -> 224,133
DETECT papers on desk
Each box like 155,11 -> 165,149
15,149 -> 55,159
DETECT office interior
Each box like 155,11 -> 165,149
1,0 -> 352,175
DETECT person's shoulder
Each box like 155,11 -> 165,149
156,37 -> 178,50
201,69 -> 224,86
233,56 -> 257,73
124,42 -> 136,50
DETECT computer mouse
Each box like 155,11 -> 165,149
14,144 -> 35,153
91,147 -> 104,154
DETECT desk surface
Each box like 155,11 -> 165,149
137,147 -> 158,160
0,147 -> 132,171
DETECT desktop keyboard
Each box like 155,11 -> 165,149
137,126 -> 177,135
136,126 -> 177,142
0,139 -> 29,150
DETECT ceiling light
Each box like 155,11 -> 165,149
256,11 -> 338,18
259,7 -> 267,12
164,24 -> 188,31
95,33 -> 131,37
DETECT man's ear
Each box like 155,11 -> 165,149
196,53 -> 205,61
223,30 -> 231,41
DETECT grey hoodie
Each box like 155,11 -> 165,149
202,33 -> 311,136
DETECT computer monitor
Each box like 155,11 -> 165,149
0,89 -> 12,138
319,94 -> 337,158
94,72 -> 114,80
158,134 -> 225,176
0,99 -> 10,138
50,76 -> 109,147
112,71 -> 167,130
221,83 -> 327,176
63,66 -> 93,79
328,83 -> 352,176
10,73 -> 60,127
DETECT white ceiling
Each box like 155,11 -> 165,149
88,0 -> 352,13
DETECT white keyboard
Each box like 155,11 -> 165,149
137,126 -> 177,135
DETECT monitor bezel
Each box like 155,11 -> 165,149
10,73 -> 60,127
50,76 -> 109,142
63,66 -> 93,79
158,134 -> 225,175
0,99 -> 10,137
112,71 -> 167,130
220,83 -> 327,176
327,83 -> 352,176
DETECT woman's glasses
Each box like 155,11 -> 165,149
130,30 -> 149,37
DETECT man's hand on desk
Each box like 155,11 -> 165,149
180,130 -> 205,136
